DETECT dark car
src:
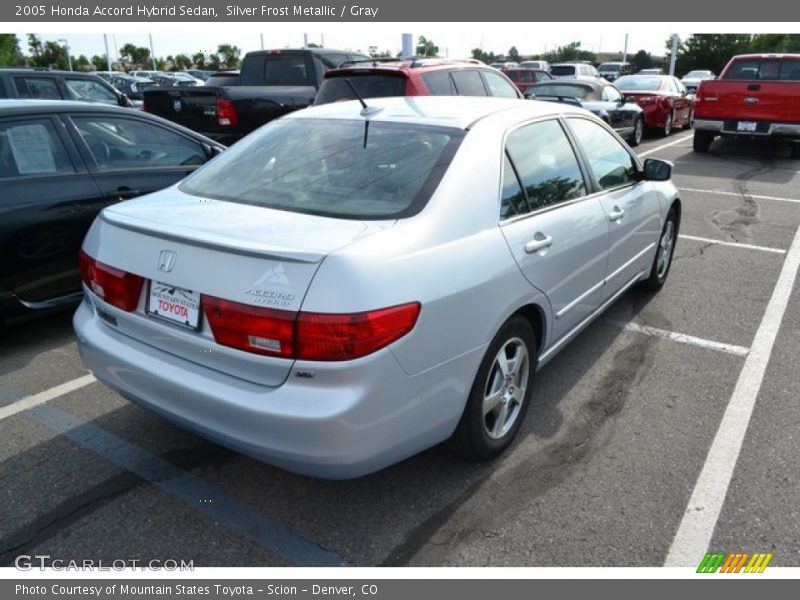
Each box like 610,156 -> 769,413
314,57 -> 522,105
614,74 -> 694,137
0,99 -> 225,325
95,72 -> 153,101
501,68 -> 554,94
526,79 -> 644,146
0,68 -> 132,108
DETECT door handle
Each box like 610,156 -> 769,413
608,206 -> 625,221
525,234 -> 553,253
108,188 -> 141,200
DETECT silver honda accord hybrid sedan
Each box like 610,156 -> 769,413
74,96 -> 680,478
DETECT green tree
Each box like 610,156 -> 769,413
91,54 -> 109,71
27,37 -> 70,70
508,46 -> 520,62
174,54 -> 192,70
0,34 -> 24,66
416,36 -> 438,57
192,52 -> 206,69
217,44 -> 241,68
119,43 -> 151,70
74,54 -> 91,71
667,34 -> 752,77
542,41 -> 595,64
631,49 -> 652,72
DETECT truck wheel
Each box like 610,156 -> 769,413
693,130 -> 714,153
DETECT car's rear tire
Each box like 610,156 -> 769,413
629,116 -> 644,147
638,207 -> 678,291
693,130 -> 714,153
660,110 -> 674,137
448,316 -> 537,461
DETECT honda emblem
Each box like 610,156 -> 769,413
158,250 -> 177,273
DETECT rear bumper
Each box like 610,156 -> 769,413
693,118 -> 800,138
73,298 -> 478,479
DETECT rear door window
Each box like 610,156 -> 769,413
505,119 -> 586,211
0,118 -> 76,178
450,70 -> 487,96
14,77 -> 63,100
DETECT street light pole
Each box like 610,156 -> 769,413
57,38 -> 72,71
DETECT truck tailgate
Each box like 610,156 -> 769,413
696,80 -> 800,123
144,86 -> 221,133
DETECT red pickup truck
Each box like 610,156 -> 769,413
692,54 -> 800,158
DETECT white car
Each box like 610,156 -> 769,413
74,97 -> 680,478
680,69 -> 716,94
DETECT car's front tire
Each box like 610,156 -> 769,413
638,207 -> 678,291
448,316 -> 537,461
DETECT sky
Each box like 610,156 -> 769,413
7,25 -> 692,63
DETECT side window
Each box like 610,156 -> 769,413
0,79 -> 6,97
0,118 -> 75,179
568,118 -> 637,190
500,153 -> 529,219
505,119 -> 586,211
450,70 -> 487,96
422,71 -> 456,95
72,116 -> 205,170
14,77 -> 62,100
601,86 -> 622,102
65,78 -> 119,105
482,71 -> 519,98
674,78 -> 687,94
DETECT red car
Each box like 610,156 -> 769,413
314,58 -> 522,105
501,68 -> 554,94
614,75 -> 694,137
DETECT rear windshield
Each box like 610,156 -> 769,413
531,84 -> 589,98
723,58 -> 800,81
180,118 -> 464,219
240,54 -> 312,86
314,74 -> 407,105
598,63 -> 621,73
615,76 -> 664,91
550,65 -> 577,76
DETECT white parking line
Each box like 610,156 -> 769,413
638,133 -> 694,157
0,374 -> 95,422
606,321 -> 750,357
665,224 -> 800,566
679,234 -> 787,255
679,187 -> 800,205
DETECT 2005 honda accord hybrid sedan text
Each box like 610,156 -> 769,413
74,96 -> 680,478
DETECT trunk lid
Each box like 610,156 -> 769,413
695,80 -> 800,123
83,186 -> 393,386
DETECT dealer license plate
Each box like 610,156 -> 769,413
737,121 -> 757,132
147,281 -> 201,329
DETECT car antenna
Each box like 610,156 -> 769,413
344,78 -> 382,117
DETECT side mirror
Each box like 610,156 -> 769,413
642,158 -> 672,181
202,143 -> 224,160
118,93 -> 132,108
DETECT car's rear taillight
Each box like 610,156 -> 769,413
203,296 -> 295,357
296,304 -> 421,361
216,97 -> 238,127
202,297 -> 420,361
78,249 -> 144,312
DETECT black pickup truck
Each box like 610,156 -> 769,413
143,49 -> 369,144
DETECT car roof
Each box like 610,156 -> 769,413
286,96 -> 587,129
327,57 -> 484,75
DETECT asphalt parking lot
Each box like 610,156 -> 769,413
1,130 -> 799,568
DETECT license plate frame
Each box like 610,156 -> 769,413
146,281 -> 201,330
737,121 -> 757,132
